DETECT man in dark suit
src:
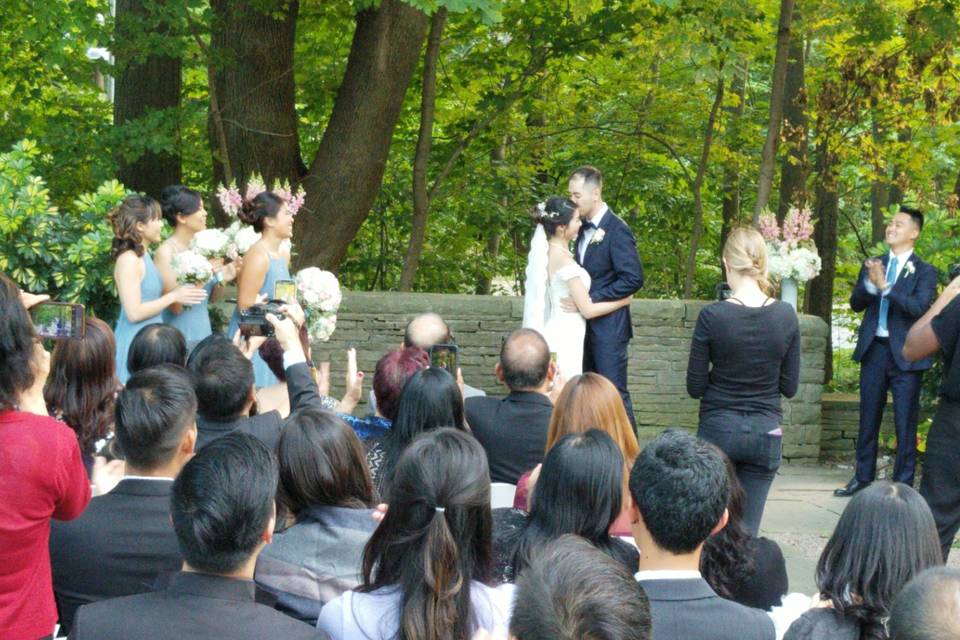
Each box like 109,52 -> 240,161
50,365 -> 196,636
188,307 -> 325,451
629,429 -> 775,640
836,207 -> 938,497
569,166 -> 644,429
69,433 -> 326,640
465,328 -> 556,484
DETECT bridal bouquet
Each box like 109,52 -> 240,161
224,221 -> 261,260
295,267 -> 341,342
190,229 -> 231,260
758,208 -> 822,282
171,249 -> 214,286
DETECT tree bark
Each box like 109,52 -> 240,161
113,0 -> 182,198
294,1 -> 429,270
887,127 -> 912,206
683,74 -> 725,297
208,0 -> 303,216
808,124 -> 839,382
720,59 -> 749,262
776,15 -> 808,222
754,0 -> 796,221
399,8 -> 447,291
869,117 -> 889,244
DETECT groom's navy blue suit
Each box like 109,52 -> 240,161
576,207 -> 644,428
850,252 -> 937,486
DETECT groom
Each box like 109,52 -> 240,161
568,166 -> 644,429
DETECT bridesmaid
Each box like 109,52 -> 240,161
228,191 -> 294,387
111,195 -> 207,384
154,185 -> 238,352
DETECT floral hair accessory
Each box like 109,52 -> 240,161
536,201 -> 560,220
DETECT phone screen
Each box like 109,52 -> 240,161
274,280 -> 297,305
30,302 -> 85,339
430,343 -> 459,374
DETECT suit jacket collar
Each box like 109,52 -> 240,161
167,571 -> 257,602
197,415 -> 241,433
110,477 -> 174,497
635,576 -> 718,601
579,205 -> 614,265
505,390 -> 553,407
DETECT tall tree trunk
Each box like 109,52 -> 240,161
399,8 -> 447,291
887,127 -> 912,206
295,0 -> 429,269
776,15 -> 808,222
754,0 -> 796,221
208,0 -> 303,214
113,0 -> 182,198
477,141 -> 507,295
683,74 -> 725,297
720,59 -> 749,262
869,117 -> 890,244
808,125 -> 839,382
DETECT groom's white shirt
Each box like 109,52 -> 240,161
578,203 -> 608,263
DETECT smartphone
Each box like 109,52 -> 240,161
273,279 -> 297,305
429,343 -> 459,375
30,302 -> 85,339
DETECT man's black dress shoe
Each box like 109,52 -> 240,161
833,478 -> 871,497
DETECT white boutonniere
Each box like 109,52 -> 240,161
590,228 -> 606,245
905,261 -> 916,277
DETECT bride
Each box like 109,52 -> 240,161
523,197 -> 633,380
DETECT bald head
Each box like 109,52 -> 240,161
403,313 -> 451,349
890,567 -> 960,640
500,329 -> 551,391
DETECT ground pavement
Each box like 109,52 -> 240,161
760,465 -> 960,596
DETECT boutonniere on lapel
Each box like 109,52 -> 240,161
904,261 -> 916,278
589,228 -> 606,245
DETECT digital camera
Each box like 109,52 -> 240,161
238,300 -> 286,338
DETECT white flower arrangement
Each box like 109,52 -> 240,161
767,243 -> 822,282
904,261 -> 916,277
295,267 -> 342,342
190,229 -> 231,260
223,221 -> 261,259
306,313 -> 338,342
171,249 -> 214,286
589,228 -> 606,245
759,208 -> 822,283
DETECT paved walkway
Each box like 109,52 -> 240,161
759,464 -> 959,595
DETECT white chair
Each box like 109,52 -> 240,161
490,482 -> 517,509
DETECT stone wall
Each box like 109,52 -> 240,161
820,392 -> 895,460
312,291 -> 830,462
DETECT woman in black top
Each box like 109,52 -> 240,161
687,227 -> 800,534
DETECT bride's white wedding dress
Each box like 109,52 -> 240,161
542,264 -> 590,380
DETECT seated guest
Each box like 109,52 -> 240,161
317,429 -> 512,639
127,323 -> 187,375
494,430 -> 638,583
888,567 -> 960,640
187,308 -> 322,450
510,535 -> 651,640
0,276 -> 90,640
466,329 -> 556,484
69,433 -> 326,640
340,346 -> 428,441
784,482 -> 942,640
701,448 -> 788,611
44,316 -> 120,476
514,373 -> 639,536
255,408 -> 378,623
629,429 -> 775,640
367,366 -> 466,494
50,365 -> 196,636
256,333 -> 351,418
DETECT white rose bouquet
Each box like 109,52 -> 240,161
224,221 -> 261,260
190,229 -> 231,260
295,267 -> 341,342
758,208 -> 822,283
171,250 -> 214,288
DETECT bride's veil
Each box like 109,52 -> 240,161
522,223 -> 550,332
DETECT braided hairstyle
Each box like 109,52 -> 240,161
722,227 -> 772,295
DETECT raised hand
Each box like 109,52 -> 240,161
865,259 -> 886,290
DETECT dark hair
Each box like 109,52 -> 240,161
570,165 -> 603,189
500,328 -> 550,390
899,205 -> 924,231
381,367 -> 466,495
45,317 -> 118,457
360,428 -> 493,640
512,430 -> 624,575
402,313 -> 451,350
815,482 -> 942,640
258,324 -> 310,383
187,334 -> 254,420
115,364 -> 197,470
533,196 -> 578,237
511,535 -> 652,640
171,432 -> 277,574
127,324 -> 187,375
0,273 -> 37,410
277,407 -> 375,517
373,347 -> 430,422
238,191 -> 285,233
700,447 -> 756,600
889,567 -> 960,640
628,428 -> 729,554
159,185 -> 203,226
110,195 -> 161,259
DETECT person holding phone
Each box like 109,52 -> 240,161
112,196 -> 207,384
228,191 -> 294,388
155,185 -> 238,351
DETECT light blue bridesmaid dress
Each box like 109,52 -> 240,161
227,255 -> 291,388
163,279 -> 216,354
114,252 -> 164,384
